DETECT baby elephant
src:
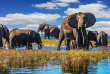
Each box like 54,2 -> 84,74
8,29 -> 42,49
97,31 -> 108,47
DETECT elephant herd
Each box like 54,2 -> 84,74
0,12 -> 108,51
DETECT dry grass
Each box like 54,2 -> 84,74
0,48 -> 110,73
0,50 -> 110,68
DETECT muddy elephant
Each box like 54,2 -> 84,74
57,12 -> 96,51
37,24 -> 60,40
8,29 -> 42,49
97,31 -> 108,46
0,24 -> 9,48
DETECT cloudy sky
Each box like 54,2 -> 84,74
0,0 -> 110,34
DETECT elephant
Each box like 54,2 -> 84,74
8,29 -> 42,49
86,30 -> 98,48
57,12 -> 96,51
37,24 -> 60,40
0,24 -> 9,48
69,30 -> 98,50
97,31 -> 108,46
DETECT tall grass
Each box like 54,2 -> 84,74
0,50 -> 110,69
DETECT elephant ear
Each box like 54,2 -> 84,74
3,25 -> 9,38
68,13 -> 77,28
84,13 -> 96,28
43,24 -> 49,32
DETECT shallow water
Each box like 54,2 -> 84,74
4,45 -> 110,51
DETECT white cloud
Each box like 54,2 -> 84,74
57,25 -> 61,29
87,21 -> 110,34
62,16 -> 67,18
32,0 -> 79,9
0,12 -> 61,25
65,3 -> 110,19
32,2 -> 69,9
21,24 -> 39,30
94,21 -> 110,28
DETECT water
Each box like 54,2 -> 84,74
108,36 -> 110,40
4,46 -> 66,51
8,57 -> 110,74
4,45 -> 110,51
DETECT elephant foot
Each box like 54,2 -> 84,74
56,48 -> 60,51
66,47 -> 70,51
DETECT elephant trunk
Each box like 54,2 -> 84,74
81,28 -> 85,45
37,28 -> 40,32
38,43 -> 42,49
81,27 -> 87,45
38,38 -> 42,49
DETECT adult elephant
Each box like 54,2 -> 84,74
9,29 -> 42,49
57,12 -> 96,51
0,24 -> 9,48
37,24 -> 60,40
97,31 -> 108,46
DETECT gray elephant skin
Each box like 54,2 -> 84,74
37,24 -> 60,39
9,29 -> 42,49
57,12 -> 96,51
70,30 -> 98,50
0,24 -> 9,48
97,31 -> 108,46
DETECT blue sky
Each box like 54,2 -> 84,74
0,0 -> 110,34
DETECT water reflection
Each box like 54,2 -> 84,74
7,57 -> 110,74
4,46 -> 66,51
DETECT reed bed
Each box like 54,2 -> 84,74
0,50 -> 110,68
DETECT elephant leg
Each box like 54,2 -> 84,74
64,40 -> 67,45
26,43 -> 32,49
57,30 -> 64,51
48,35 -> 50,40
70,41 -> 74,50
26,38 -> 32,49
44,35 -> 46,39
85,36 -> 89,50
66,40 -> 70,51
0,37 -> 3,48
9,43 -> 16,50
